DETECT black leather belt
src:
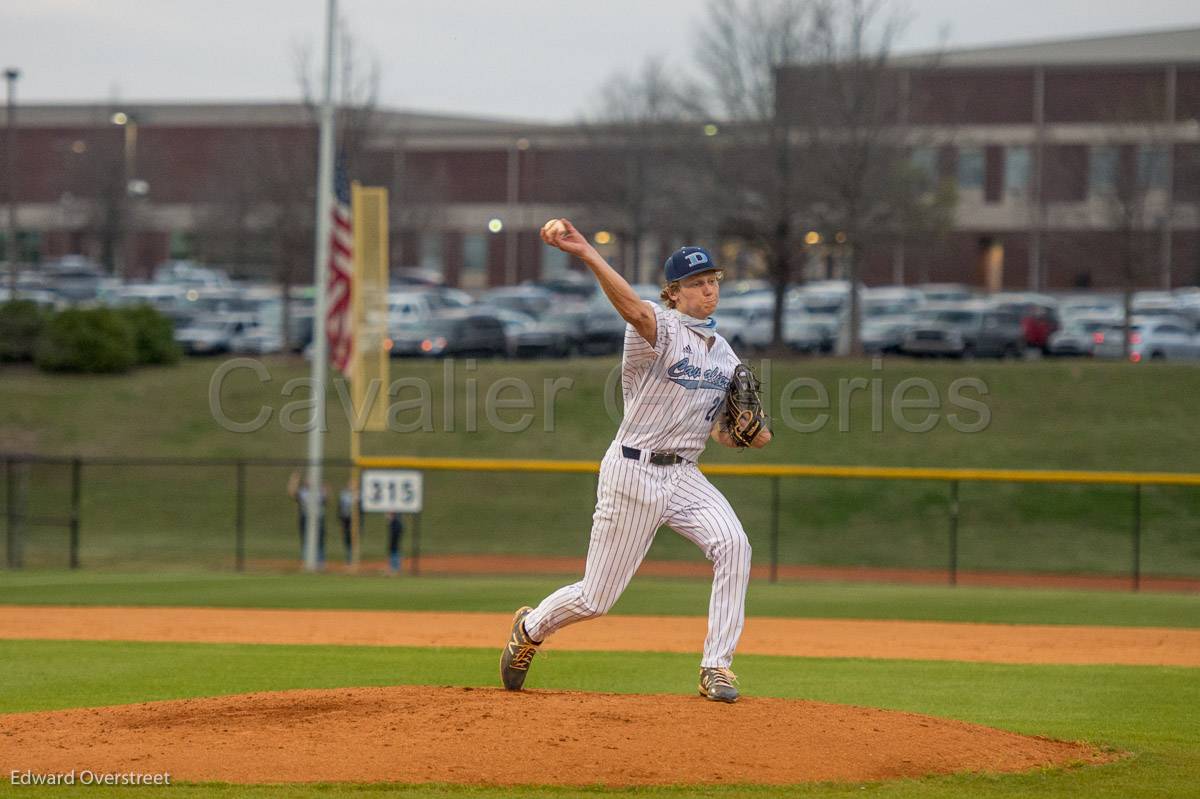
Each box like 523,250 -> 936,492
621,445 -> 686,466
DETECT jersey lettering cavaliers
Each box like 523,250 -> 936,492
616,302 -> 740,462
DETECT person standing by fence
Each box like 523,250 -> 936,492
287,471 -> 328,569
387,512 -> 404,575
337,479 -> 357,566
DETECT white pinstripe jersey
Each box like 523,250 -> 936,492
615,302 -> 740,462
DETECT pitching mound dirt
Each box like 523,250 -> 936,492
0,686 -> 1111,786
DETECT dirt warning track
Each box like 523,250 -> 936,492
1,605 -> 1198,666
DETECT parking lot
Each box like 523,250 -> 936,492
5,257 -> 1200,364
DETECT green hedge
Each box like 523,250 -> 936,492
0,300 -> 47,362
35,308 -> 137,373
118,304 -> 181,365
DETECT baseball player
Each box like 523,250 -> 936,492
500,218 -> 771,703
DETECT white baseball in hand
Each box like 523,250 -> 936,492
543,218 -> 567,240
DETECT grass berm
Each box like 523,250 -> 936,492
1,356 -> 1198,575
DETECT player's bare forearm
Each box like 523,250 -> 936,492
541,217 -> 656,343
580,250 -> 656,338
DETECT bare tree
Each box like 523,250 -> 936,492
695,0 -> 954,354
1042,84 -> 1176,356
193,130 -> 279,274
800,0 -> 955,355
1094,141 -> 1171,356
58,123 -> 126,274
193,20 -> 380,348
585,57 -> 711,281
380,122 -> 451,274
695,0 -> 815,348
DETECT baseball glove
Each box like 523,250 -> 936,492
724,363 -> 767,447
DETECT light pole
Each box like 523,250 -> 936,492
111,111 -> 140,278
5,67 -> 19,298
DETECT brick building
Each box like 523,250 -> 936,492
2,26 -> 1198,289
778,26 -> 1200,289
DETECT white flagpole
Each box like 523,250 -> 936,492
304,0 -> 337,572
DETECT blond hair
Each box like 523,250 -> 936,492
660,269 -> 724,309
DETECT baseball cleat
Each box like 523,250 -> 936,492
698,667 -> 739,703
500,606 -> 540,690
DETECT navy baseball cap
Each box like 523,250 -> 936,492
664,246 -> 720,282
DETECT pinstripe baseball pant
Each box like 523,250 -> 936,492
523,441 -> 752,668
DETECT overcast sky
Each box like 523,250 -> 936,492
4,0 -> 1198,122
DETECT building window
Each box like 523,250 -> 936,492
1005,146 -> 1031,199
1137,145 -> 1168,190
462,233 -> 487,277
0,231 -> 40,264
956,146 -> 984,190
169,231 -> 194,260
910,147 -> 938,188
1088,146 -> 1119,196
419,231 -> 443,274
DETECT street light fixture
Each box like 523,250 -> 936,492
4,67 -> 20,297
111,110 -> 143,278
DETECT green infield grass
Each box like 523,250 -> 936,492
1,571 -> 1199,627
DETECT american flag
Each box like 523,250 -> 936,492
326,154 -> 354,376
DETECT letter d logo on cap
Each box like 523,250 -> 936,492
685,251 -> 709,268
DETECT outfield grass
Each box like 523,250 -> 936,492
3,357 -> 1200,576
1,639 -> 1196,798
2,571 -> 1199,627
6,357 -> 1200,469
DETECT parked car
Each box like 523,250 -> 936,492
848,289 -> 923,354
580,284 -> 661,354
509,306 -> 590,358
1046,315 -> 1119,357
182,288 -> 282,325
1092,317 -> 1200,362
490,308 -> 539,358
43,256 -> 107,304
174,316 -> 253,355
418,286 -> 474,312
1058,296 -> 1123,325
0,287 -> 62,309
989,294 -> 1061,352
231,325 -> 286,355
153,261 -> 232,291
1130,291 -> 1197,330
917,283 -> 974,304
387,290 -> 435,329
526,274 -> 597,302
480,286 -> 555,320
391,267 -> 452,288
902,303 -> 1025,358
721,278 -> 773,300
738,304 -> 833,353
712,297 -> 770,348
861,315 -> 917,354
386,320 -> 429,357
792,286 -> 849,316
863,285 -> 924,311
392,310 -> 508,358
